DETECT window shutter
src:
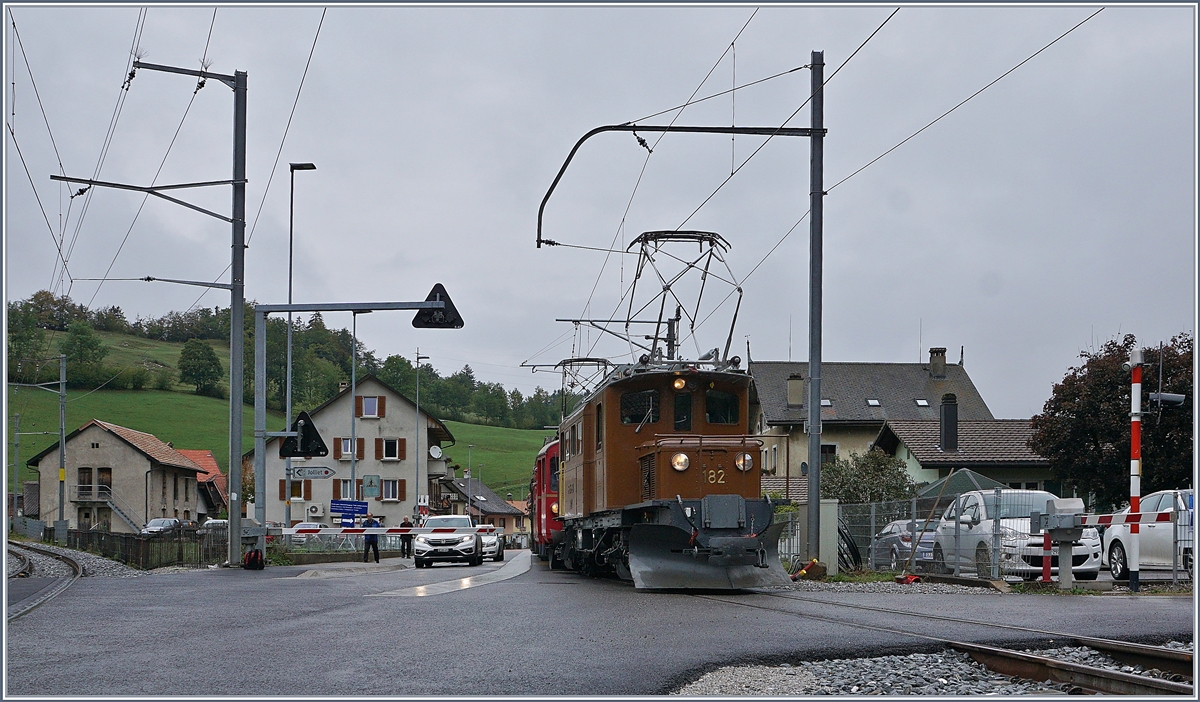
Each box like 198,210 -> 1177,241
355,396 -> 363,418
303,480 -> 312,501
279,480 -> 286,501
356,438 -> 365,459
333,480 -> 341,500
398,479 -> 406,502
377,395 -> 386,418
356,479 -> 363,501
398,438 -> 407,461
375,438 -> 384,460
333,438 -> 342,460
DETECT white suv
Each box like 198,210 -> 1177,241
930,489 -> 1102,581
414,515 -> 482,568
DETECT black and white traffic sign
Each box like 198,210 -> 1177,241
292,466 -> 336,479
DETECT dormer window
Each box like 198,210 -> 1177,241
820,399 -> 832,407
866,399 -> 881,407
915,399 -> 929,407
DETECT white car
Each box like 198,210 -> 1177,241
930,489 -> 1102,580
1102,489 -> 1194,580
290,521 -> 329,545
414,515 -> 482,568
481,530 -> 505,562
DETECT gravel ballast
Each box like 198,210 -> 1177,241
7,542 -> 194,578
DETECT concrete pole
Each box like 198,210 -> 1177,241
1128,346 -> 1144,592
10,414 -> 18,534
351,314 -> 358,492
228,69 -> 248,568
805,50 -> 825,562
285,170 -> 295,531
254,310 -> 267,553
414,349 -> 428,519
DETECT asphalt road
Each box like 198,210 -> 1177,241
5,552 -> 1193,696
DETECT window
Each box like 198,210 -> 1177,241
705,389 -> 738,424
361,396 -> 379,417
383,439 -> 402,460
574,423 -> 582,457
568,425 -> 579,459
819,444 -> 837,465
771,445 -> 778,473
499,518 -> 506,529
1138,493 -> 1163,513
382,479 -> 399,500
90,442 -> 99,449
342,438 -> 353,456
820,399 -> 833,407
185,479 -> 190,502
674,393 -> 692,431
516,516 -> 524,529
560,433 -> 569,461
336,437 -> 365,460
339,479 -> 354,500
595,403 -> 603,447
173,475 -> 179,500
866,399 -> 881,407
549,457 -> 559,492
915,399 -> 929,407
620,390 -> 660,425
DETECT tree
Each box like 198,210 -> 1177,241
1030,333 -> 1193,511
178,339 -> 223,395
59,320 -> 108,366
820,449 -> 916,504
6,300 -> 46,382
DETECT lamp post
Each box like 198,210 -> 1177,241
467,444 -> 474,517
414,349 -> 429,519
284,162 -> 315,529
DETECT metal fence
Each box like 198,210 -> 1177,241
838,489 -> 1112,581
66,527 -> 228,570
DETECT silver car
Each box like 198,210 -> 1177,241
481,530 -> 505,562
414,515 -> 482,568
931,489 -> 1102,580
1102,489 -> 1193,580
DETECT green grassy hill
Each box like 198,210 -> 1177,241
441,421 -> 555,502
41,329 -> 228,392
6,388 -> 282,481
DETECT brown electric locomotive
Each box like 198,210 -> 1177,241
554,356 -> 790,589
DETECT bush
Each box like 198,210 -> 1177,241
153,366 -> 176,390
127,366 -> 150,390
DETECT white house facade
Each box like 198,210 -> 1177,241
252,375 -> 454,526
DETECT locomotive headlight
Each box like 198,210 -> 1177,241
551,501 -> 559,515
671,453 -> 690,471
735,452 -> 754,471
673,377 -> 687,390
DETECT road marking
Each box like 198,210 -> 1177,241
368,550 -> 531,597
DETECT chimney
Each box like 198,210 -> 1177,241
338,381 -> 349,393
940,393 -> 958,452
787,374 -> 804,406
929,347 -> 947,378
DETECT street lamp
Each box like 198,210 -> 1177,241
467,444 -> 475,518
414,349 -> 429,519
284,162 -> 315,530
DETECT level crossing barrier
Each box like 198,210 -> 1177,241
277,525 -> 499,536
1079,511 -> 1173,526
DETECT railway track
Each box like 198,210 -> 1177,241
7,547 -> 34,578
6,542 -> 83,622
694,591 -> 1193,696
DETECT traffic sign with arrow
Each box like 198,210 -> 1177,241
292,466 -> 336,479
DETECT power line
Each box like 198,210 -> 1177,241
827,6 -> 1105,193
6,121 -> 72,283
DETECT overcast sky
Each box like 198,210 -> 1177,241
4,4 -> 1195,419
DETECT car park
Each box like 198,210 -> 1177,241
931,489 -> 1102,580
481,530 -> 505,562
414,515 -> 482,568
1102,488 -> 1194,580
141,518 -> 181,536
871,519 -> 935,571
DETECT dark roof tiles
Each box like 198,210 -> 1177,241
880,420 -> 1046,466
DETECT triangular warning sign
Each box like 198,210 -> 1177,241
412,283 -> 464,329
279,411 -> 329,458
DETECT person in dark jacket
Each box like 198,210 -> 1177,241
363,514 -> 380,563
399,516 -> 414,558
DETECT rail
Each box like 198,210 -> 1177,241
695,592 -> 1192,696
6,541 -> 82,622
7,547 -> 33,578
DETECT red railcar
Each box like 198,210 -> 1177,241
529,439 -> 564,562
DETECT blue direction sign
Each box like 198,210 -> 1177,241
330,499 -> 369,516
341,515 -> 356,527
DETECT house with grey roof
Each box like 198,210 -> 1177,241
440,474 -> 526,535
750,348 -> 995,490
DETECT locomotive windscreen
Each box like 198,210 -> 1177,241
620,389 -> 660,424
674,393 -> 692,431
705,389 -> 739,424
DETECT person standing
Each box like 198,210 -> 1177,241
363,513 -> 380,563
400,516 -> 414,558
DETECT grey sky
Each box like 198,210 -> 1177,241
4,4 -> 1195,419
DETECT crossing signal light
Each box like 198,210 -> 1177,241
412,283 -> 464,329
279,411 -> 329,458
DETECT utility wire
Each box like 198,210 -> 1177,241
7,121 -> 72,283
86,8 -> 219,309
627,64 -> 809,124
828,6 -> 1105,193
675,7 -> 899,231
7,10 -> 66,175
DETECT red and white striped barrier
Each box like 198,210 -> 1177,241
279,526 -> 498,535
1080,511 -> 1173,526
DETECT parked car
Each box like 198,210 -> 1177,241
872,519 -> 936,571
290,521 -> 329,545
481,529 -> 505,562
414,515 -> 482,568
930,489 -> 1102,580
141,518 -> 181,536
197,518 -> 228,535
1102,489 -> 1194,580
